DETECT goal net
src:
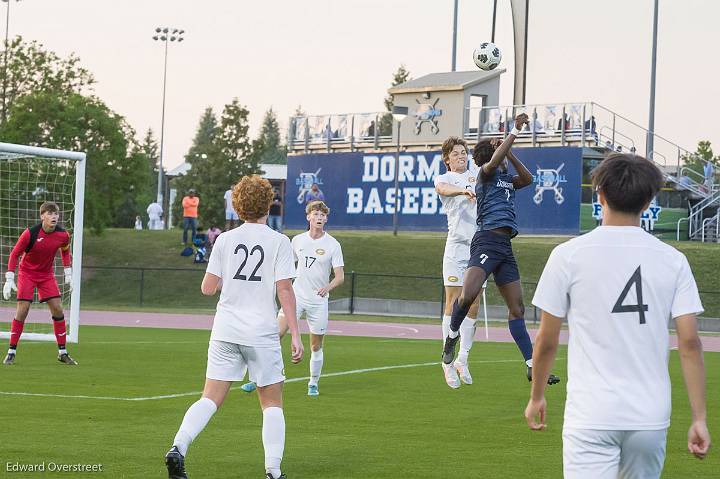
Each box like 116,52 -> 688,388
0,142 -> 86,343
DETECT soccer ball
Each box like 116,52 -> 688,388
473,42 -> 502,71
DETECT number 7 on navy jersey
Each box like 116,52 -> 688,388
612,266 -> 648,324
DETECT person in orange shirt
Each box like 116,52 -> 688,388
182,189 -> 200,246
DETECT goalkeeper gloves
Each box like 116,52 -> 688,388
3,272 -> 17,300
64,267 -> 73,292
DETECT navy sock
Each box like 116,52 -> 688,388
449,299 -> 470,333
508,318 -> 533,362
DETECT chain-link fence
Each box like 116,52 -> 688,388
76,268 -> 720,325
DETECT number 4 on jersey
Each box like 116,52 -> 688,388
612,266 -> 648,324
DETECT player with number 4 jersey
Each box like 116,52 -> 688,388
526,154 -> 711,478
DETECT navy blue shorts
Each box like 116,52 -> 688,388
467,230 -> 520,286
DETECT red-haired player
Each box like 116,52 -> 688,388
2,201 -> 77,365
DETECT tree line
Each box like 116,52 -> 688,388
0,37 -> 287,233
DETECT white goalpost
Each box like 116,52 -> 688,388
0,142 -> 86,344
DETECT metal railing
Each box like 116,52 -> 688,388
289,102 -> 717,192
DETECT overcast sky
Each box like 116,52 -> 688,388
9,0 -> 720,169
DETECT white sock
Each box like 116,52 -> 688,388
448,329 -> 459,339
309,349 -> 324,386
526,359 -> 533,368
441,315 -> 451,340
263,406 -> 285,478
458,317 -> 477,364
173,397 -> 217,456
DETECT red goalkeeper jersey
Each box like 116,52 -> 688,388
7,225 -> 72,278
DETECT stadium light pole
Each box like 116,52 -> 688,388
451,0 -> 458,71
491,0 -> 498,42
1,0 -> 20,125
152,27 -> 185,221
646,0 -> 659,159
392,106 -> 408,236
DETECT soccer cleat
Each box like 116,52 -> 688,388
58,353 -> 78,365
526,366 -> 561,385
442,363 -> 461,389
307,384 -> 319,396
240,382 -> 257,393
3,352 -> 15,365
453,360 -> 473,385
165,446 -> 188,479
442,334 -> 460,364
265,473 -> 287,479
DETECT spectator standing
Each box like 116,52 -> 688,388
704,161 -> 715,193
134,216 -> 143,230
182,189 -> 200,246
147,201 -> 163,230
268,188 -> 283,232
224,184 -> 239,230
303,183 -> 325,205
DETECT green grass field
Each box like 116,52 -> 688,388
0,325 -> 717,478
73,227 -> 720,317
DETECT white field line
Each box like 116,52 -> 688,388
0,358 -> 530,402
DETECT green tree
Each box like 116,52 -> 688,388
682,141 -> 720,180
173,100 -> 260,229
252,108 -> 287,165
0,36 -> 95,124
379,65 -> 411,136
0,91 -> 147,232
171,107 -> 220,228
140,128 -> 160,196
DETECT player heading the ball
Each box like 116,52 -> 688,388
2,201 -> 77,366
433,136 -> 486,388
442,113 -> 561,385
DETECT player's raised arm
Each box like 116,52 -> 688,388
482,113 -> 529,176
507,149 -> 534,190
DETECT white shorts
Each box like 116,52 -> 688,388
443,242 -> 470,286
205,340 -> 285,387
563,428 -> 667,479
283,299 -> 329,335
225,210 -> 239,220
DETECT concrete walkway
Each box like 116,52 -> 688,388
3,307 -> 719,352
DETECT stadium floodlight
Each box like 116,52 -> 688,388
152,26 -> 185,227
0,142 -> 86,343
391,106 -> 409,236
2,0 -> 22,124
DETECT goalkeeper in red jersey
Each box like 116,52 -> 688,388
2,201 -> 77,365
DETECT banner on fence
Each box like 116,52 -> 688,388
285,147 -> 583,234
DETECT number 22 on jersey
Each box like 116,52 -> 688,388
233,244 -> 264,282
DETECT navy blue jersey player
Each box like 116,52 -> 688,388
442,113 -> 560,385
